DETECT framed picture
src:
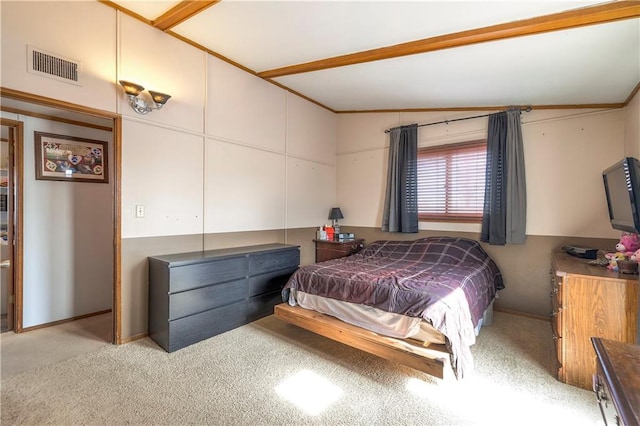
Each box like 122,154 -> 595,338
34,132 -> 108,183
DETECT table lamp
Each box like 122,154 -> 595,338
329,207 -> 344,235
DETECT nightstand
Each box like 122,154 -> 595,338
314,238 -> 364,263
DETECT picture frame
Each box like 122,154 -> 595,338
34,131 -> 108,183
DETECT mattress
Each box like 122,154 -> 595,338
290,290 -> 493,346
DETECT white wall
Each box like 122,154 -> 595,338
337,109 -> 626,239
624,89 -> 640,159
119,14 -> 206,133
121,121 -> 204,238
117,12 -> 206,239
205,139 -> 286,232
202,57 -> 337,234
523,109 -> 624,238
1,1 -> 117,112
117,15 -> 337,240
205,56 -> 287,234
286,95 -> 338,229
336,113 -> 397,230
207,57 -> 286,151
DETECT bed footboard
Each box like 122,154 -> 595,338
274,303 -> 452,380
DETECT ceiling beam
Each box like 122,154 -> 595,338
259,1 -> 640,79
152,0 -> 220,31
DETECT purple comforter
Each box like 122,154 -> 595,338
283,236 -> 504,379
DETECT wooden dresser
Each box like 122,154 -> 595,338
148,244 -> 299,352
314,238 -> 364,263
592,337 -> 640,426
551,251 -> 639,390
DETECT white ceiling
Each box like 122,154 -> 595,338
109,0 -> 640,112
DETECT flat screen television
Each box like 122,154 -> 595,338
602,157 -> 640,233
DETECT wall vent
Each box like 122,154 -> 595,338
27,46 -> 81,86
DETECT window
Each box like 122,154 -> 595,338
417,140 -> 486,222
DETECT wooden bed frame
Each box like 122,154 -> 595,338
274,303 -> 453,380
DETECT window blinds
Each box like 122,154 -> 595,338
417,141 -> 486,221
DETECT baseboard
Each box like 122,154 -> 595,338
493,306 -> 550,322
19,309 -> 112,333
120,332 -> 148,344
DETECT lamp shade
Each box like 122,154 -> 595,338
119,80 -> 144,96
328,207 -> 344,220
148,90 -> 172,105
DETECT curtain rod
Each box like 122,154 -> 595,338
384,106 -> 532,134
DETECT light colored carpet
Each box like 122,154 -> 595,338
1,311 -> 600,425
1,313 -> 112,380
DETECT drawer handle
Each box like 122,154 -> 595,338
593,376 -> 613,424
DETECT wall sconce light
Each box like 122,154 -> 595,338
118,80 -> 171,115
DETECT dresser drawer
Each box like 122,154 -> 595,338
247,290 -> 283,322
169,278 -> 248,320
553,334 -> 563,364
593,372 -> 620,426
554,334 -> 564,382
168,300 -> 248,352
169,256 -> 248,293
248,268 -> 296,297
551,303 -> 562,338
550,271 -> 563,338
250,249 -> 299,275
315,238 -> 364,263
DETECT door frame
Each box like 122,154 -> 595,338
0,87 -> 122,344
0,118 -> 23,331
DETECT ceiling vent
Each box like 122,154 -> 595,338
27,45 -> 81,86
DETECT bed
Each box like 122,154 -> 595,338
275,236 -> 504,380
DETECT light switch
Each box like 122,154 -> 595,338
136,205 -> 145,218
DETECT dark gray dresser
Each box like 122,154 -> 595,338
148,243 -> 299,352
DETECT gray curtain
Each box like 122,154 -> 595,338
481,109 -> 527,245
381,124 -> 418,233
